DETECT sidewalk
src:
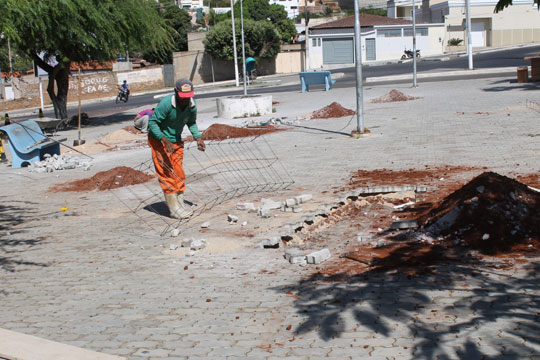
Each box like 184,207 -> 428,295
1,74 -> 539,359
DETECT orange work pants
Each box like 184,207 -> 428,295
148,137 -> 186,194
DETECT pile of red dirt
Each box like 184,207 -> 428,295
418,172 -> 540,254
200,124 -> 281,141
370,90 -> 421,103
50,166 -> 154,192
122,125 -> 141,134
310,102 -> 356,119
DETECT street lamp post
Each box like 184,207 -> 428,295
240,0 -> 247,95
230,0 -> 239,87
353,0 -> 364,134
412,0 -> 417,87
465,0 -> 473,69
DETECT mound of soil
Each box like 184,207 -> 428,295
419,172 -> 540,254
200,124 -> 281,141
311,102 -> 356,119
50,166 -> 154,192
370,90 -> 420,103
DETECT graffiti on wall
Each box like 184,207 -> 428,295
69,75 -> 113,94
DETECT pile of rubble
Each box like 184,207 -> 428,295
234,194 -> 313,219
370,89 -> 421,104
418,171 -> 540,254
28,153 -> 92,173
169,235 -> 207,257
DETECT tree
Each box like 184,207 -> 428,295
8,0 -> 173,120
203,19 -> 281,61
495,0 -> 540,12
0,40 -> 33,75
143,5 -> 191,64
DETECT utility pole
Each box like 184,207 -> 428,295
231,0 -> 239,87
412,0 -> 417,87
353,0 -> 364,134
465,0 -> 473,69
240,0 -> 247,95
304,1 -> 310,70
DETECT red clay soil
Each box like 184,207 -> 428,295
50,166 -> 154,192
311,102 -> 356,119
370,89 -> 421,103
200,124 -> 281,141
418,172 -> 540,254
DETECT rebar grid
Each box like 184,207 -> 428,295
108,135 -> 294,236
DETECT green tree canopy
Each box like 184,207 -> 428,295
143,5 -> 191,64
495,0 -> 540,12
8,0 -> 173,119
203,19 -> 281,61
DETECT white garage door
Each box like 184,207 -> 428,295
323,37 -> 354,64
471,21 -> 485,47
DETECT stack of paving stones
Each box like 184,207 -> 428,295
28,153 -> 92,173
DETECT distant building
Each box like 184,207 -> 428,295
269,0 -> 301,19
176,0 -> 204,10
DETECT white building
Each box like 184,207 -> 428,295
177,0 -> 204,10
270,0 -> 301,19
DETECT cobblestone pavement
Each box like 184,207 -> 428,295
1,77 -> 539,359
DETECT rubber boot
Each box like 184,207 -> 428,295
164,193 -> 182,219
176,192 -> 193,219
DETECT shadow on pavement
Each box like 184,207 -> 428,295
273,250 -> 540,359
482,78 -> 540,92
0,198 -> 49,273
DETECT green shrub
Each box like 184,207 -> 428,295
448,38 -> 463,46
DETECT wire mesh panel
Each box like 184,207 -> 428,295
108,135 -> 294,236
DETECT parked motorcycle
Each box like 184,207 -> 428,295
401,49 -> 421,60
115,89 -> 129,104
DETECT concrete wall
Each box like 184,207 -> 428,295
431,0 -> 540,49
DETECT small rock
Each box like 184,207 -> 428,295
190,239 -> 207,250
294,194 -> 312,204
201,222 -> 211,229
171,228 -> 180,237
306,248 -> 331,264
262,237 -> 280,249
258,207 -> 272,218
186,250 -> 196,257
181,238 -> 193,247
482,233 -> 490,241
261,198 -> 282,210
476,186 -> 485,193
376,239 -> 386,248
228,214 -> 239,223
236,202 -> 255,211
241,221 -> 247,227
169,244 -> 178,250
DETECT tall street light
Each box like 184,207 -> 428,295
353,0 -> 364,134
240,0 -> 247,95
230,0 -> 239,87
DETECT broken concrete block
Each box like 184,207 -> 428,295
236,202 -> 255,211
186,250 -> 196,257
390,219 -> 418,230
295,194 -> 312,204
201,222 -> 210,229
171,228 -> 181,237
258,207 -> 272,218
376,239 -> 386,248
306,248 -> 331,264
241,221 -> 247,227
228,214 -> 239,223
292,206 -> 303,213
169,244 -> 178,250
262,237 -> 280,249
261,198 -> 282,210
190,239 -> 207,250
181,238 -> 193,248
285,198 -> 296,207
284,248 -> 306,264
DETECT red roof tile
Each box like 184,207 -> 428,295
311,14 -> 416,29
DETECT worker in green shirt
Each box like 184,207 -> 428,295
148,79 -> 205,219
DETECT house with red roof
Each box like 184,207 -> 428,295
308,13 -> 444,67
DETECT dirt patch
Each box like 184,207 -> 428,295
310,102 -> 356,119
197,124 -> 281,141
49,166 -> 154,192
298,169 -> 539,278
370,90 -> 421,103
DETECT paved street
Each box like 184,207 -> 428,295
0,76 -> 539,359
